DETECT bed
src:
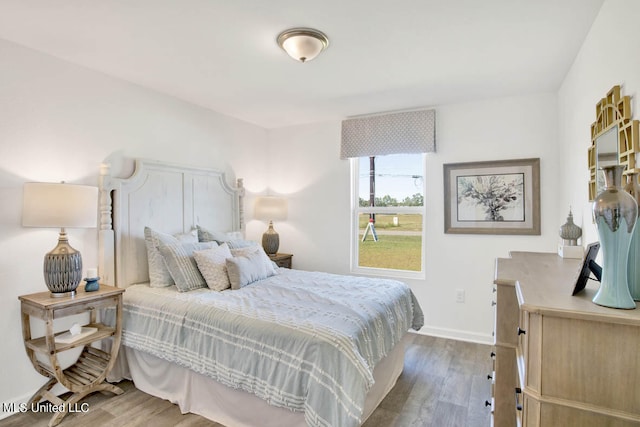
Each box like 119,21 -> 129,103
99,158 -> 423,427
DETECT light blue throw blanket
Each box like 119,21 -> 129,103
122,269 -> 423,427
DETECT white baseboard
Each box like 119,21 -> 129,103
411,326 -> 494,345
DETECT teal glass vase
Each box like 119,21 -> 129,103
592,165 -> 637,309
625,172 -> 640,301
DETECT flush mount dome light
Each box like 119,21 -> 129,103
277,28 -> 329,63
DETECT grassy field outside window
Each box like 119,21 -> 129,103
358,214 -> 422,271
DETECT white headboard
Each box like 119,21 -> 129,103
98,159 -> 244,288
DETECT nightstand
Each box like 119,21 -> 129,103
269,253 -> 293,269
19,285 -> 125,426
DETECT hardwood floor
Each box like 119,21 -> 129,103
362,334 -> 492,427
0,334 -> 492,427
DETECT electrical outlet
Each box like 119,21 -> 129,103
456,289 -> 465,303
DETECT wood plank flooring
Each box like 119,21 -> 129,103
0,334 -> 492,427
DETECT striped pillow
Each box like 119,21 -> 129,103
158,241 -> 217,292
144,227 -> 198,288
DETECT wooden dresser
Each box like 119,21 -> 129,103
491,251 -> 640,426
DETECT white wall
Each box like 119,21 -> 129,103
267,93 -> 561,343
264,123 -> 349,273
0,39 -> 268,408
558,0 -> 640,246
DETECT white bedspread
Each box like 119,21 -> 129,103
121,269 -> 423,427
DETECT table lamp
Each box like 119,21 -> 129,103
22,182 -> 98,297
254,196 -> 288,255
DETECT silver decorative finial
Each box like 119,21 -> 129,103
559,207 -> 582,246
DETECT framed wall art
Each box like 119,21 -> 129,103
443,158 -> 540,235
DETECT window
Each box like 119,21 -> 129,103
341,108 -> 434,278
351,153 -> 426,278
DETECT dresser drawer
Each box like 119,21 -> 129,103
533,400 -> 639,427
537,316 -> 640,414
493,346 -> 518,427
519,313 -> 640,425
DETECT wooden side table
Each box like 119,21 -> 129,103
19,285 -> 125,426
269,253 -> 293,269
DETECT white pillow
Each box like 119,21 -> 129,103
233,246 -> 277,271
231,246 -> 278,273
193,243 -> 233,291
144,227 -> 198,288
226,250 -> 276,290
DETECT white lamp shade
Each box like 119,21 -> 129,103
254,197 -> 288,221
282,36 -> 325,62
277,28 -> 329,63
22,182 -> 98,228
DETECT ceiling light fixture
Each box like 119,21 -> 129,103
277,28 -> 329,63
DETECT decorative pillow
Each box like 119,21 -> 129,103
158,241 -> 217,292
197,225 -> 251,248
226,249 -> 276,290
230,244 -> 259,257
230,245 -> 277,275
193,243 -> 233,291
197,225 -> 230,243
144,227 -> 198,288
226,239 -> 257,249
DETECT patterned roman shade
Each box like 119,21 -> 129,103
340,109 -> 436,159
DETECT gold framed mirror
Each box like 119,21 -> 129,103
588,85 -> 639,200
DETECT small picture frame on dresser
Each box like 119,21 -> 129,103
572,242 -> 601,295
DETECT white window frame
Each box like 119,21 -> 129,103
349,155 -> 427,280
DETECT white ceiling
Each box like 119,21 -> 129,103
0,0 -> 604,129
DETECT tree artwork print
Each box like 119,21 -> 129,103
456,173 -> 525,222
